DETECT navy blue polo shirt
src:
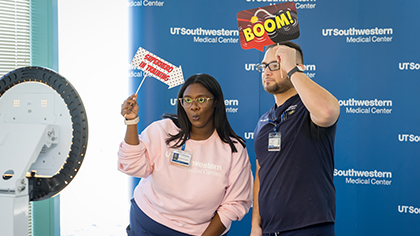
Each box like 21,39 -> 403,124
254,94 -> 336,234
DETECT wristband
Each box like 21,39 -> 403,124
287,65 -> 305,79
124,116 -> 139,125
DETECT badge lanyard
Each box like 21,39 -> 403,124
170,134 -> 193,168
268,111 -> 289,152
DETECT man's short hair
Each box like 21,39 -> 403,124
264,41 -> 304,64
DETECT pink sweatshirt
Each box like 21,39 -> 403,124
118,119 -> 252,235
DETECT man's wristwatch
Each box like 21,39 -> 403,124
287,64 -> 305,79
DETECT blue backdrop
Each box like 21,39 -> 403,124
128,0 -> 420,235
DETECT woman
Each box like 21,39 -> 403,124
118,73 -> 252,236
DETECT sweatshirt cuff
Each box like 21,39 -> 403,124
217,212 -> 232,233
121,139 -> 142,149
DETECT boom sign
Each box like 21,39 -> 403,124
237,2 -> 300,51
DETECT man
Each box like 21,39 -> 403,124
251,41 -> 340,236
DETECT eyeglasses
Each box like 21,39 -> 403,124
179,97 -> 214,108
256,61 -> 281,73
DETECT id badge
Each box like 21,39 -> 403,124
268,132 -> 281,152
170,149 -> 193,168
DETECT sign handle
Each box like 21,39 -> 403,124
135,73 -> 148,95
124,73 -> 148,118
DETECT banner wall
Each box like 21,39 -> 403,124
128,0 -> 420,235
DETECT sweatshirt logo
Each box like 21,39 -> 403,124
189,161 -> 223,177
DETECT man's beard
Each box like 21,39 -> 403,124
263,78 -> 294,94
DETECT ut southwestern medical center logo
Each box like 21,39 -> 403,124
170,98 -> 239,114
399,62 -> 420,71
398,134 -> 420,143
338,98 -> 393,115
128,0 -> 164,7
322,27 -> 393,43
170,27 -> 239,44
246,63 -> 316,79
398,205 -> 420,215
334,168 -> 392,186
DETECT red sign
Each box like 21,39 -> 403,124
237,2 -> 300,51
131,47 -> 184,89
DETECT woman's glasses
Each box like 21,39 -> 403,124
179,97 -> 214,108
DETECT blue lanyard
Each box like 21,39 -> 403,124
269,111 -> 288,134
181,134 -> 190,151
